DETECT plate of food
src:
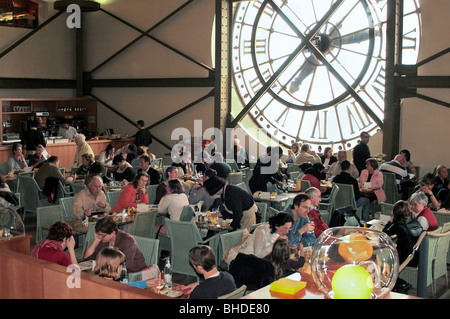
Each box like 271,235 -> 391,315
161,289 -> 183,298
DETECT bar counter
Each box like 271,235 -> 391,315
0,137 -> 135,171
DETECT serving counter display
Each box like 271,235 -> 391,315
0,137 -> 134,171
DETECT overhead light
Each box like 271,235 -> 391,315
54,0 -> 101,12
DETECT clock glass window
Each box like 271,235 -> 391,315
231,0 -> 421,151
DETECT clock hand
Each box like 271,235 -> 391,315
289,55 -> 317,94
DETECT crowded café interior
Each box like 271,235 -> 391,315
0,0 -> 449,302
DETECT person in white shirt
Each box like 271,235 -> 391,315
58,121 -> 77,139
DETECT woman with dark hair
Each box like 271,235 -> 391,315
8,142 -> 28,171
112,154 -> 135,182
224,212 -> 294,263
319,147 -> 337,167
99,143 -> 115,166
157,179 -> 189,222
112,171 -> 150,211
32,221 -> 77,267
248,146 -> 285,194
437,189 -> 450,213
301,162 -> 327,193
74,153 -> 94,179
267,238 -> 305,280
359,157 -> 386,204
383,200 -> 423,266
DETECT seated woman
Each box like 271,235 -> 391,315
32,221 -> 77,267
409,192 -> 438,231
94,247 -> 158,289
8,142 -> 28,171
112,172 -> 150,211
112,154 -> 135,182
359,157 -> 386,204
437,189 -> 450,214
224,212 -> 294,264
158,179 -> 189,222
229,238 -> 305,290
383,200 -> 423,267
434,165 -> 449,193
74,153 -> 94,179
99,143 -> 115,166
319,147 -> 337,167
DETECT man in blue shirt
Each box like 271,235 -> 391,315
284,193 -> 316,247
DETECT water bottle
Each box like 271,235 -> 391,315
120,261 -> 128,283
164,258 -> 172,289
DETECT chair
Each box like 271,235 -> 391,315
399,227 -> 442,296
434,211 -> 450,227
228,160 -> 241,172
106,190 -> 122,209
318,184 -> 339,225
244,168 -> 253,191
0,162 -> 10,174
289,171 -> 300,180
130,211 -> 157,238
267,206 -> 280,219
128,236 -> 160,282
431,222 -> 450,293
71,183 -> 87,195
35,205 -> 64,243
219,230 -> 244,270
147,184 -> 158,204
227,172 -> 243,185
164,219 -> 223,278
236,182 -> 249,193
333,183 -> 363,218
218,284 -> 247,299
57,180 -> 73,199
300,179 -> 311,191
382,172 -> 401,204
75,221 -> 97,261
380,202 -> 394,217
179,205 -> 195,222
162,165 -> 171,180
152,158 -> 163,169
255,202 -> 267,223
286,163 -> 300,174
16,175 -> 52,221
59,196 -> 75,221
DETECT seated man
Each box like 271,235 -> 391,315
379,154 -> 411,200
137,154 -> 160,185
34,155 -> 67,190
304,187 -> 328,238
284,193 -> 316,247
294,143 -> 321,164
249,146 -> 285,194
326,150 -> 359,180
332,160 -> 371,221
184,245 -> 237,299
72,175 -> 111,219
84,216 -> 147,273
28,144 -> 48,170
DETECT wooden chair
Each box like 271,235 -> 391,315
130,211 -> 157,238
218,284 -> 247,299
35,205 -> 64,243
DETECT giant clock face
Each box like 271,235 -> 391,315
231,0 -> 421,151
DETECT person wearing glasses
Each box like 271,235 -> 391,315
84,216 -> 147,273
112,171 -> 150,211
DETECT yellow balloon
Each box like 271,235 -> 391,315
331,265 -> 373,299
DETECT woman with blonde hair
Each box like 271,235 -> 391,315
94,247 -> 157,289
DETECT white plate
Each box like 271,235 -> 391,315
161,289 -> 183,298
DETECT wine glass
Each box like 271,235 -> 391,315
155,278 -> 164,294
306,215 -> 315,234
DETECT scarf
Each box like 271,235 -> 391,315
32,239 -> 63,259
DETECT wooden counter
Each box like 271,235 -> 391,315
0,137 -> 135,171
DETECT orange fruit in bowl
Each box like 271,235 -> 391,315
338,233 -> 373,263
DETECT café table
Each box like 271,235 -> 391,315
242,262 -> 420,300
253,191 -> 298,210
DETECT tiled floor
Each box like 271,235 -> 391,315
24,212 -> 449,299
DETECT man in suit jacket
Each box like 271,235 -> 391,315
138,155 -> 160,185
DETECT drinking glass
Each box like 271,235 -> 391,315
155,278 -> 164,294
306,216 -> 315,234
310,227 -> 399,299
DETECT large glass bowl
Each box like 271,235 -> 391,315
310,227 -> 399,299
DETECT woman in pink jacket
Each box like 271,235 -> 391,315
359,158 -> 386,204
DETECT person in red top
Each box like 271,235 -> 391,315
409,192 -> 438,231
112,171 -> 150,211
32,221 -> 77,267
305,187 -> 328,238
301,162 -> 328,194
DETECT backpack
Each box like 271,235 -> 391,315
329,205 -> 362,228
